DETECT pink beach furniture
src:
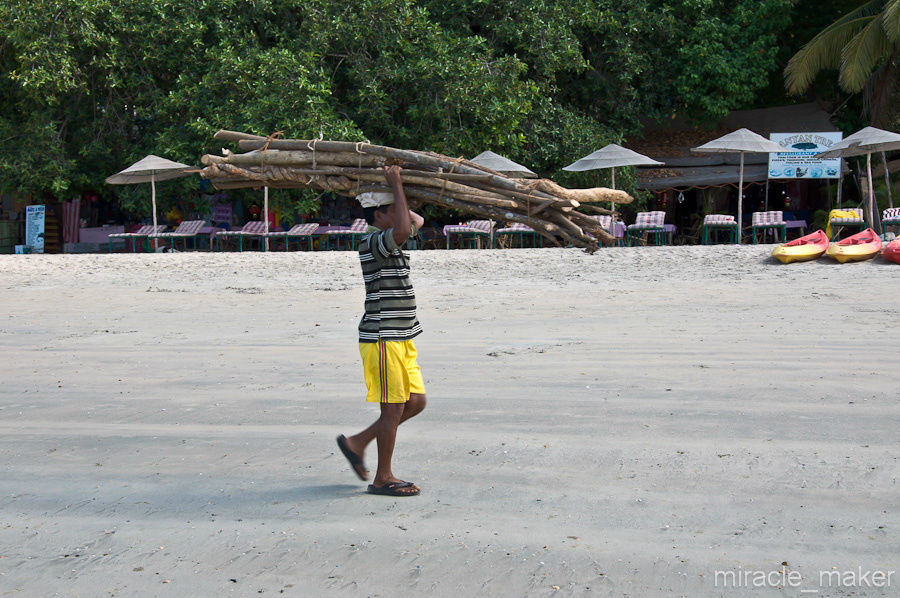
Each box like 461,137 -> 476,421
702,214 -> 738,244
444,220 -> 493,249
827,208 -> 864,240
494,222 -> 540,248
883,207 -> 900,227
323,218 -> 368,250
591,215 -> 625,246
108,224 -> 167,253
750,211 -> 786,244
215,220 -> 268,251
267,222 -> 320,251
626,211 -> 667,246
149,220 -> 208,251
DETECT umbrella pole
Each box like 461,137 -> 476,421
609,168 -> 616,237
264,186 -> 270,252
151,173 -> 158,251
866,152 -> 878,233
882,151 -> 894,209
764,178 -> 769,211
837,161 -> 843,208
737,152 -> 744,244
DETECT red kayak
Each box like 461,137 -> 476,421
825,228 -> 883,263
884,238 -> 900,264
771,229 -> 829,263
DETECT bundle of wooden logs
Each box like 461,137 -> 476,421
200,130 -> 633,251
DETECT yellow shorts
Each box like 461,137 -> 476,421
359,339 -> 425,403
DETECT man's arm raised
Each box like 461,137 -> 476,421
409,210 -> 425,232
384,165 -> 412,246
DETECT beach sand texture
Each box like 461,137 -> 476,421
1,247 -> 898,596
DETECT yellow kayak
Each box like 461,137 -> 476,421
825,228 -> 882,263
771,229 -> 828,264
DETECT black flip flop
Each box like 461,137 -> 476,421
367,481 -> 420,496
336,435 -> 368,481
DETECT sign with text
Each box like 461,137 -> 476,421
25,205 -> 45,253
768,132 -> 843,179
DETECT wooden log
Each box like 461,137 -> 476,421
214,130 -> 267,142
235,137 -> 571,202
224,133 -> 628,207
201,156 -> 575,213
459,180 -> 578,210
534,179 -> 632,204
205,164 -> 517,210
203,150 -> 386,169
576,204 -> 614,215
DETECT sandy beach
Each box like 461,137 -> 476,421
1,246 -> 898,597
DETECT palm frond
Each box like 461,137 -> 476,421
840,15 -> 894,92
785,0 -> 887,94
884,0 -> 900,43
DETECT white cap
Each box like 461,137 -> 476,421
356,191 -> 394,208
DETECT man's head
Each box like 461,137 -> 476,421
358,191 -> 395,228
363,205 -> 392,229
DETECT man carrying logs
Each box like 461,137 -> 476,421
337,165 -> 427,497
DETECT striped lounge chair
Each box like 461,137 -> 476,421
149,220 -> 208,251
592,214 -> 625,247
826,208 -> 864,240
750,211 -> 786,244
494,222 -> 540,248
445,220 -> 493,249
268,222 -> 319,251
215,220 -> 268,251
108,224 -> 167,253
702,214 -> 738,245
626,211 -> 667,246
882,208 -> 900,231
324,218 -> 368,250
589,215 -> 625,246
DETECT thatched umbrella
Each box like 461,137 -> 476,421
563,144 -> 663,235
105,155 -> 193,249
815,126 -> 900,231
470,151 -> 537,178
692,129 -> 784,241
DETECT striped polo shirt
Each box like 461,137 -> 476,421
358,227 -> 422,342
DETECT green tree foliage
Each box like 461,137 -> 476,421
785,0 -> 900,124
0,0 -> 796,205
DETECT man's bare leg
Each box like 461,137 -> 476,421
343,394 -> 426,482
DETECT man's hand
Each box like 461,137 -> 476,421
384,165 -> 403,189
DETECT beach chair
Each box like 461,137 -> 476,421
626,211 -> 667,246
268,222 -> 319,251
445,220 -> 493,249
701,214 -> 738,244
881,208 -> 900,231
591,215 -> 625,246
149,220 -> 208,251
108,224 -> 167,253
215,221 -> 267,251
494,222 -> 540,248
417,225 -> 445,250
238,220 -> 276,251
750,211 -> 786,244
324,218 -> 368,250
826,208 -> 864,240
